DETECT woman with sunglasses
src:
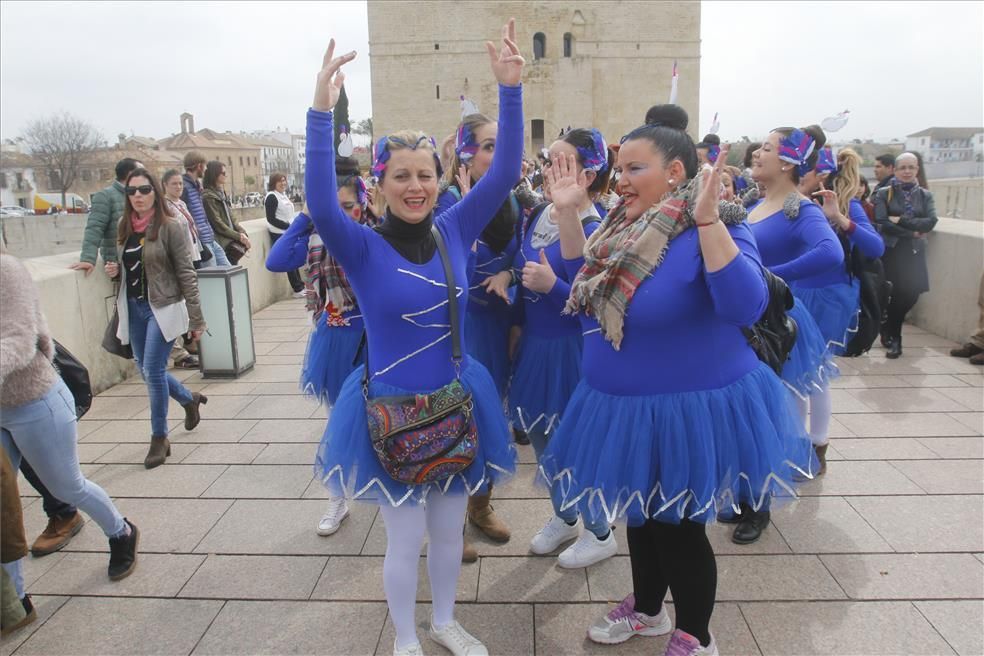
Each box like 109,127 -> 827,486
307,23 -> 524,656
539,106 -> 813,656
104,169 -> 208,469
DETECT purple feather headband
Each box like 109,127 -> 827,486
371,135 -> 444,180
455,122 -> 479,164
577,128 -> 609,173
814,147 -> 837,176
777,129 -> 816,176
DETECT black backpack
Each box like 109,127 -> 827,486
742,269 -> 799,375
842,247 -> 892,357
52,340 -> 92,419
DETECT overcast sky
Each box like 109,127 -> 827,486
1,1 -> 981,145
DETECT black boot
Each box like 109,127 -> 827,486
732,505 -> 770,545
886,337 -> 902,359
108,518 -> 139,581
182,393 -> 208,431
144,436 -> 170,469
512,427 -> 530,446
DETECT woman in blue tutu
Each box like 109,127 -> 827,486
306,26 -> 524,656
539,105 -> 815,656
432,112 -> 521,548
484,127 -> 614,569
797,146 -> 885,354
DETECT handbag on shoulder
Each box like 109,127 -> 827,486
364,227 -> 478,486
52,339 -> 92,419
742,268 -> 798,375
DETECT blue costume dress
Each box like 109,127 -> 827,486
749,199 -> 844,397
306,84 -> 523,506
507,204 -> 600,436
266,214 -> 366,406
540,224 -> 816,527
435,189 -> 520,399
788,199 -> 885,355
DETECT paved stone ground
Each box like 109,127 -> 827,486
2,299 -> 982,656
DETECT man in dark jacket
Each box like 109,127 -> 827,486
181,150 -> 230,267
69,158 -> 140,275
872,154 -> 895,192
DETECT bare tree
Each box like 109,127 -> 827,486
24,112 -> 104,208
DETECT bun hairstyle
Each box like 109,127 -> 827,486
624,104 -> 698,179
560,128 -> 614,195
772,124 -> 827,183
335,155 -> 366,207
698,133 -> 721,147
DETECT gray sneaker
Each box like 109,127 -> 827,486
588,594 -> 672,645
428,619 -> 488,656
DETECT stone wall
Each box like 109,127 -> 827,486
367,1 -> 701,154
929,178 -> 983,222
908,218 -> 984,344
21,218 -> 293,394
1,206 -> 267,259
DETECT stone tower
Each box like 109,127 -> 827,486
367,1 -> 700,155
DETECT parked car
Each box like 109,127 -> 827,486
0,205 -> 32,217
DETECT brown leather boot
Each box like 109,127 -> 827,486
30,512 -> 84,556
468,492 -> 511,542
462,539 -> 478,563
815,443 -> 828,476
181,393 -> 208,431
144,437 -> 171,469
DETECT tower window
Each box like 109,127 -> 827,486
563,33 -> 573,57
434,43 -> 439,50
533,33 -> 546,60
436,84 -> 440,99
531,119 -> 545,151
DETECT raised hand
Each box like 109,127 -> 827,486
486,18 -> 525,87
313,38 -> 357,112
694,144 -> 730,226
455,165 -> 472,196
812,188 -> 849,229
545,153 -> 589,212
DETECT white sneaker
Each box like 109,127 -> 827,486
393,640 -> 425,656
529,516 -> 580,555
316,497 -> 349,536
293,290 -> 308,299
558,528 -> 617,568
587,594 -> 672,645
428,619 -> 488,656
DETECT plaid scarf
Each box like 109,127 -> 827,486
565,175 -> 746,349
308,213 -> 377,324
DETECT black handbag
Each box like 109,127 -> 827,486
224,240 -> 248,265
101,303 -> 133,360
743,268 -> 798,375
843,247 -> 892,357
52,339 -> 92,419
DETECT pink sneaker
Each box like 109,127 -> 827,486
587,594 -> 672,644
664,629 -> 719,656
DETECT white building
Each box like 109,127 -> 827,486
249,129 -> 306,191
0,151 -> 38,210
906,127 -> 984,163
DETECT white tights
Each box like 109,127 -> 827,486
797,383 -> 832,447
378,492 -> 468,650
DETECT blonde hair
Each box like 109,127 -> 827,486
441,113 -> 494,189
833,148 -> 862,217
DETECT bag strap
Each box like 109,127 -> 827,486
361,224 -> 462,393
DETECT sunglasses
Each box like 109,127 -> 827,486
125,185 -> 154,196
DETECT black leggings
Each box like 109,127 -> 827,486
628,518 -> 716,646
883,287 -> 922,341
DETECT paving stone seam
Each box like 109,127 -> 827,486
0,594 -> 71,654
188,495 -> 241,554
911,600 -> 972,656
307,556 -> 333,601
734,603 -> 766,656
185,598 -> 228,656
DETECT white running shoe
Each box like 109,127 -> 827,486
428,620 -> 488,656
529,516 -> 580,555
393,640 -> 425,656
293,290 -> 308,299
316,497 -> 349,536
663,629 -> 719,656
587,594 -> 672,645
558,528 -> 618,569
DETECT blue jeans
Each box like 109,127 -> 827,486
529,429 -> 609,538
127,297 -> 194,436
205,240 -> 231,267
0,380 -> 125,539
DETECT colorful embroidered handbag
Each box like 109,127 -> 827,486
364,227 -> 478,485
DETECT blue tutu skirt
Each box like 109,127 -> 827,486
508,332 -> 583,435
314,357 -> 517,506
465,309 -> 511,400
300,317 -> 365,406
791,281 -> 860,356
781,299 -> 839,398
539,362 -> 817,527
